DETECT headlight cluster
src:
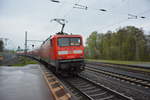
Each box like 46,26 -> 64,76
58,50 -> 82,55
58,51 -> 68,55
73,50 -> 82,54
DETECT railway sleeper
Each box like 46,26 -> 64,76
91,92 -> 114,100
86,89 -> 105,95
76,84 -> 92,88
80,86 -> 98,91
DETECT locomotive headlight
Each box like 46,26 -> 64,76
73,50 -> 82,54
58,51 -> 68,55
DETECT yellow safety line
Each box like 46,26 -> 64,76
41,69 -> 71,100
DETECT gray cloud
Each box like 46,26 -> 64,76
0,0 -> 150,50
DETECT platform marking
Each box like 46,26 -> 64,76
40,67 -> 72,100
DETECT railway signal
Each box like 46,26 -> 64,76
17,46 -> 21,51
24,31 -> 43,54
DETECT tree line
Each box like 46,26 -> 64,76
85,26 -> 150,61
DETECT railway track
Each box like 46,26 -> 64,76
85,65 -> 150,89
86,61 -> 150,73
64,75 -> 133,100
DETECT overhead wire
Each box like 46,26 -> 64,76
62,0 -> 82,19
50,0 -> 150,33
97,8 -> 150,32
50,0 -> 107,14
63,0 -> 81,16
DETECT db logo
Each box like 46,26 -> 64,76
68,51 -> 73,54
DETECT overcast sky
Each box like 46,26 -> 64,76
0,0 -> 150,50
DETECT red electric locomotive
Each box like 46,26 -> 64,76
38,34 -> 85,74
20,19 -> 85,74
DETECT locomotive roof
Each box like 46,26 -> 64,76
51,34 -> 82,38
42,34 -> 82,45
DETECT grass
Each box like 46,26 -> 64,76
86,59 -> 150,65
12,57 -> 38,66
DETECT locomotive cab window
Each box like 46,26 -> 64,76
58,37 -> 70,46
58,37 -> 81,46
70,38 -> 81,46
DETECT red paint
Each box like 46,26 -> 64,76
25,34 -> 84,62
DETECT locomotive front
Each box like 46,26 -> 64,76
56,35 -> 85,74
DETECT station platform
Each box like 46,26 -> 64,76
0,64 -> 54,100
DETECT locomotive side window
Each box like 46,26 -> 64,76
58,37 -> 81,46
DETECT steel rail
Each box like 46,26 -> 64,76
63,75 -> 133,100
60,77 -> 94,100
86,61 -> 150,70
85,66 -> 150,88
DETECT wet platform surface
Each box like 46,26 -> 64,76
0,64 -> 54,100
